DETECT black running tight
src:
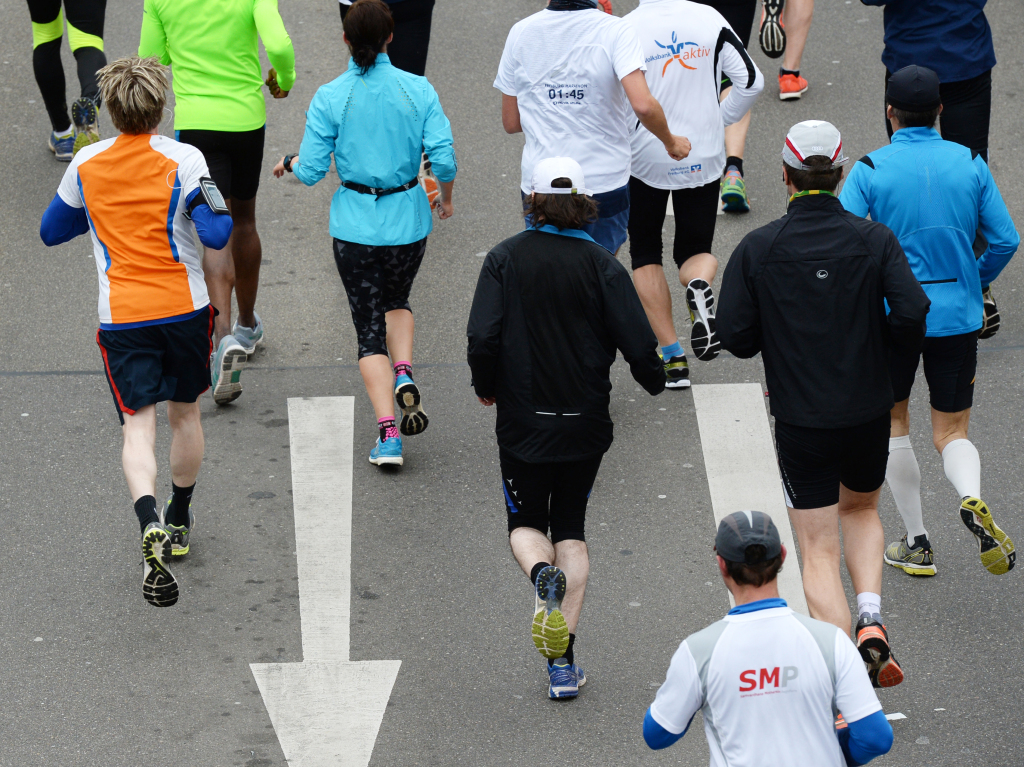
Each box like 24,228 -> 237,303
27,0 -> 107,131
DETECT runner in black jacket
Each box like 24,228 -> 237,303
718,121 -> 929,691
467,157 -> 663,701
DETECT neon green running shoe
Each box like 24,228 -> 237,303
162,496 -> 195,556
720,167 -> 750,213
884,534 -> 936,576
960,497 -> 1016,575
71,97 -> 101,155
142,523 -> 178,607
532,566 -> 569,660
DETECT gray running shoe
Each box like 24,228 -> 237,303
162,496 -> 195,556
142,523 -> 178,607
211,335 -> 247,405
232,311 -> 265,356
883,534 -> 936,576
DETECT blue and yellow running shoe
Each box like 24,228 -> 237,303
142,523 -> 178,607
48,130 -> 75,162
71,97 -> 101,156
162,496 -> 195,556
395,372 -> 429,436
532,565 -> 569,660
960,497 -> 1016,574
548,658 -> 586,699
720,167 -> 750,213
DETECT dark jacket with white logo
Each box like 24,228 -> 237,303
718,194 -> 930,429
467,228 -> 665,462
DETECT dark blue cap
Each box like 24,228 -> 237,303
715,511 -> 782,564
886,65 -> 942,111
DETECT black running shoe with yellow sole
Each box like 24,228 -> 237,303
532,566 -> 569,660
395,372 -> 429,436
856,615 -> 903,688
959,497 -> 1015,574
686,279 -> 720,361
884,534 -> 936,576
663,353 -> 691,389
162,496 -> 195,556
142,523 -> 178,607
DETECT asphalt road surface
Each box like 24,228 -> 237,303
1,0 -> 1022,765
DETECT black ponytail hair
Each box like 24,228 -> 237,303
343,0 -> 395,72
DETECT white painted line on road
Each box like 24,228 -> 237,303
251,396 -> 401,767
692,384 -> 808,615
886,712 -> 907,721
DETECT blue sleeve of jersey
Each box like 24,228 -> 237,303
838,162 -> 871,218
187,188 -> 234,250
643,708 -> 687,750
293,88 -> 337,187
838,710 -> 893,765
40,194 -> 89,246
974,155 -> 1020,289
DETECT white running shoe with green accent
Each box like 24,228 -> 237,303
211,335 -> 247,405
232,311 -> 265,356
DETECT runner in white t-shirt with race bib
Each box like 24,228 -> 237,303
494,0 -> 690,254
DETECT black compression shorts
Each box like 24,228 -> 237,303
890,331 -> 979,413
628,177 -> 720,270
97,306 -> 215,425
333,237 -> 427,358
775,413 -> 890,509
500,449 -> 603,543
176,126 -> 265,201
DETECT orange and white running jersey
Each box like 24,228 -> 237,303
57,133 -> 211,329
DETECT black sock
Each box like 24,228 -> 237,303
780,67 -> 800,77
549,633 -> 576,667
726,156 -> 744,176
378,417 -> 397,442
134,495 -> 159,534
166,482 -> 195,527
529,561 -> 552,585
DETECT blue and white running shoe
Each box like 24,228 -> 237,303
232,311 -> 265,356
548,658 -> 586,699
48,130 -> 75,162
369,435 -> 403,466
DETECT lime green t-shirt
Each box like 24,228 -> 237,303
139,0 -> 296,131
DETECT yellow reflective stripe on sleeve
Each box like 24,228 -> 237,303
67,22 -> 104,52
31,11 -> 64,48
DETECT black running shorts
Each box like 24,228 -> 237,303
889,331 -> 979,413
97,306 -> 215,425
176,126 -> 265,201
500,449 -> 603,543
333,237 -> 427,359
775,413 -> 890,509
628,177 -> 720,270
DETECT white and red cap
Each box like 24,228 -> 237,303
781,120 -> 849,171
531,156 -> 590,196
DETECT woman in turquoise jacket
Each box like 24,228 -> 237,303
273,0 -> 456,467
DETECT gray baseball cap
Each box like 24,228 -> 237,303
715,511 -> 782,564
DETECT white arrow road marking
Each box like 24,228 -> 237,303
692,384 -> 808,615
251,396 -> 401,767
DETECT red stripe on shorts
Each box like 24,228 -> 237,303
96,330 -> 136,416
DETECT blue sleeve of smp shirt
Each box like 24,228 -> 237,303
837,710 -> 894,765
643,708 -> 689,750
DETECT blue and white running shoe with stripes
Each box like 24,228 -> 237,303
48,130 -> 75,162
548,658 -> 586,699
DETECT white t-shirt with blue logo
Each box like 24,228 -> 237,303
624,0 -> 763,189
494,8 -> 646,195
650,604 -> 882,767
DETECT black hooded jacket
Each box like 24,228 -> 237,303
467,228 -> 664,462
718,194 -> 930,428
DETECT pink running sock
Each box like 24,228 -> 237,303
394,361 -> 412,378
378,416 -> 399,442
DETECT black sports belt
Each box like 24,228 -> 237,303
341,178 -> 419,199
548,0 -> 597,10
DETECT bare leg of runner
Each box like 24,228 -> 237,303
633,265 -> 677,346
781,0 -> 814,73
167,400 -> 204,487
510,528 -> 589,633
229,197 -> 261,333
360,354 -> 398,421
122,405 -> 158,501
385,308 -> 414,363
838,486 -> 884,604
724,109 -> 751,162
679,253 -> 718,288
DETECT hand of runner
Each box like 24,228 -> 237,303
272,156 -> 289,178
265,69 -> 289,99
665,134 -> 692,161
436,197 -> 454,220
478,396 -> 495,406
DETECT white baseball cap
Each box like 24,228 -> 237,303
531,157 -> 590,195
782,120 -> 849,171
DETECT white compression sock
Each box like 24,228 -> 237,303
941,438 -> 981,499
856,592 -> 881,621
886,436 -> 927,540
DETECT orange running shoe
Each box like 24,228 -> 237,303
779,71 -> 808,101
856,616 -> 904,688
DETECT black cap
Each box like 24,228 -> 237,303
715,511 -> 782,564
886,65 -> 941,112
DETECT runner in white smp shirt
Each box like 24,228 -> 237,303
644,511 -> 894,766
494,0 -> 691,254
623,0 -> 763,388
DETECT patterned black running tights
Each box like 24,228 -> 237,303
333,237 -> 428,359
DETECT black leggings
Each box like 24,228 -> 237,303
333,237 -> 427,358
27,0 -> 106,132
885,68 -> 991,162
340,0 -> 435,76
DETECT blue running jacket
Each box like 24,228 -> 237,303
840,127 -> 1019,337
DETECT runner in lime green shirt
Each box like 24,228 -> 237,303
139,0 -> 297,408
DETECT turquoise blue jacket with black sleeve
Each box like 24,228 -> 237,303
293,53 -> 457,247
839,127 -> 1019,337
